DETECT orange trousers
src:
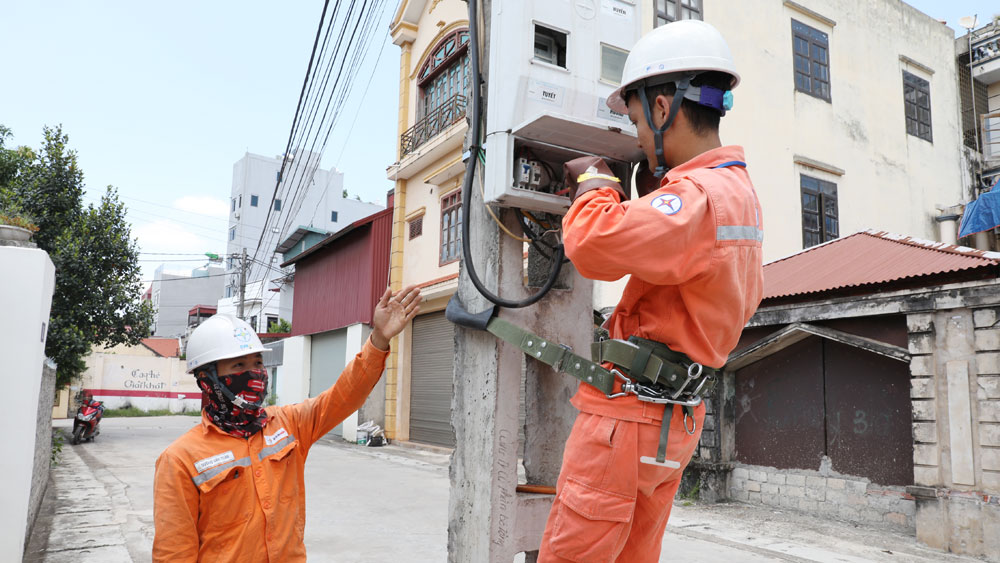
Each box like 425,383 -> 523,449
538,406 -> 704,563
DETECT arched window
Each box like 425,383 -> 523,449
417,29 -> 470,119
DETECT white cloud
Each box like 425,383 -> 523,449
173,195 -> 229,218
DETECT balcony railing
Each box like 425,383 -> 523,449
400,94 -> 467,158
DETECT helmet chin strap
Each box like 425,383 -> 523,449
198,363 -> 259,409
638,76 -> 692,178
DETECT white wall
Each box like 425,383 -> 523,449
81,352 -> 201,413
276,335 -> 311,406
0,246 -> 55,559
340,323 -> 371,443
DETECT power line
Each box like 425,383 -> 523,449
253,0 -> 333,277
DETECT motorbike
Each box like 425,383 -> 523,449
71,397 -> 104,445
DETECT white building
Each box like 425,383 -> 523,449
219,151 -> 384,332
151,263 -> 226,337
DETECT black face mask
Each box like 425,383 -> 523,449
197,366 -> 269,439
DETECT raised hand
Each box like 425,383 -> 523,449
371,285 -> 422,351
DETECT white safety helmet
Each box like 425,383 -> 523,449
607,19 -> 740,114
185,314 -> 270,374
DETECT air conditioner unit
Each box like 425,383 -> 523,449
483,0 -> 643,214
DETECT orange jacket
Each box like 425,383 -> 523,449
152,338 -> 389,562
563,145 -> 763,423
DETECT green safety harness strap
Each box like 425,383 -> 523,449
482,316 -> 717,464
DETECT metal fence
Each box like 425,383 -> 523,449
399,94 -> 467,158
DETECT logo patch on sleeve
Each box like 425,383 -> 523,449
651,194 -> 683,216
264,427 -> 289,446
194,451 -> 235,473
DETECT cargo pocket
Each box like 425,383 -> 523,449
550,477 -> 635,563
264,440 -> 300,505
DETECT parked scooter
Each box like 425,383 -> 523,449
71,391 -> 104,445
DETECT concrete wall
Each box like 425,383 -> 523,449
906,307 -> 1000,559
0,245 -> 55,559
276,335 -> 311,406
225,151 -> 383,295
27,360 -> 57,551
729,464 -> 916,531
151,265 -> 226,337
81,350 -> 201,413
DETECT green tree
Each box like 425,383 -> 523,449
1,125 -> 153,387
267,318 -> 292,333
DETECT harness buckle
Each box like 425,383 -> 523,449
605,368 -> 635,399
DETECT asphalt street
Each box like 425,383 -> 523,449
26,416 -> 981,562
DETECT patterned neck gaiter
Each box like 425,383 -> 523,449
197,368 -> 269,439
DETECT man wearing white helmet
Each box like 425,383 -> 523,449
538,20 -> 764,561
152,285 -> 421,562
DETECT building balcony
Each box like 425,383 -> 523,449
970,24 -> 1000,85
388,96 -> 468,182
400,95 -> 467,158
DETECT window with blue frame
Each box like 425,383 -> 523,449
251,194 -> 259,207
274,199 -> 282,212
331,210 -> 338,222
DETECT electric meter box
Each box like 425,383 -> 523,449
483,0 -> 644,214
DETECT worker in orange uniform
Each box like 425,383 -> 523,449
538,20 -> 763,562
152,285 -> 421,562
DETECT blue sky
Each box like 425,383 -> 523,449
0,1 -> 994,284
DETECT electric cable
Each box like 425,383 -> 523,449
251,0 -> 332,279
459,0 -> 564,309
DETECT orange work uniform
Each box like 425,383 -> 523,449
152,338 -> 389,562
539,146 -> 764,562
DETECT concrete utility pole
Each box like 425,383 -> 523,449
448,1 -> 587,560
237,247 -> 247,320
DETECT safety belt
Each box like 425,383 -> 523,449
445,298 -> 717,464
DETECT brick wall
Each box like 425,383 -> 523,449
729,464 -> 916,530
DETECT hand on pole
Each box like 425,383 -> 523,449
371,285 -> 422,351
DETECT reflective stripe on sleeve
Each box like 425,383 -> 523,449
191,456 -> 252,486
258,434 -> 296,461
717,225 -> 763,242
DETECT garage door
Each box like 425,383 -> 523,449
735,335 -> 913,486
310,329 -> 348,437
410,312 -> 455,447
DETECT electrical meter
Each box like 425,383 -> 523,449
483,0 -> 644,214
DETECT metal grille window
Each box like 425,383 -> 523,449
409,215 -> 423,240
959,51 -> 989,150
903,71 -> 932,142
440,191 -> 462,264
655,0 -> 702,26
801,175 -> 838,248
418,30 -> 470,120
792,20 -> 831,102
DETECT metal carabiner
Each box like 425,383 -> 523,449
683,410 -> 697,435
605,368 -> 635,400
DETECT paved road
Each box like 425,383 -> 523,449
27,416 -> 979,562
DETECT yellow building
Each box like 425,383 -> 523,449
385,0 -> 469,445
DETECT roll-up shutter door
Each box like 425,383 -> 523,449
410,311 -> 455,447
310,329 -> 348,437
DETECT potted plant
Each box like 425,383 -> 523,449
0,210 -> 39,242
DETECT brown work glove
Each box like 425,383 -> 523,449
634,159 -> 661,199
563,156 -> 628,203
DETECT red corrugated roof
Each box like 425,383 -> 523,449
763,229 -> 1000,301
141,338 -> 180,357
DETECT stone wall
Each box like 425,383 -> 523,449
905,307 -> 1000,560
728,464 -> 915,531
25,360 -> 56,553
